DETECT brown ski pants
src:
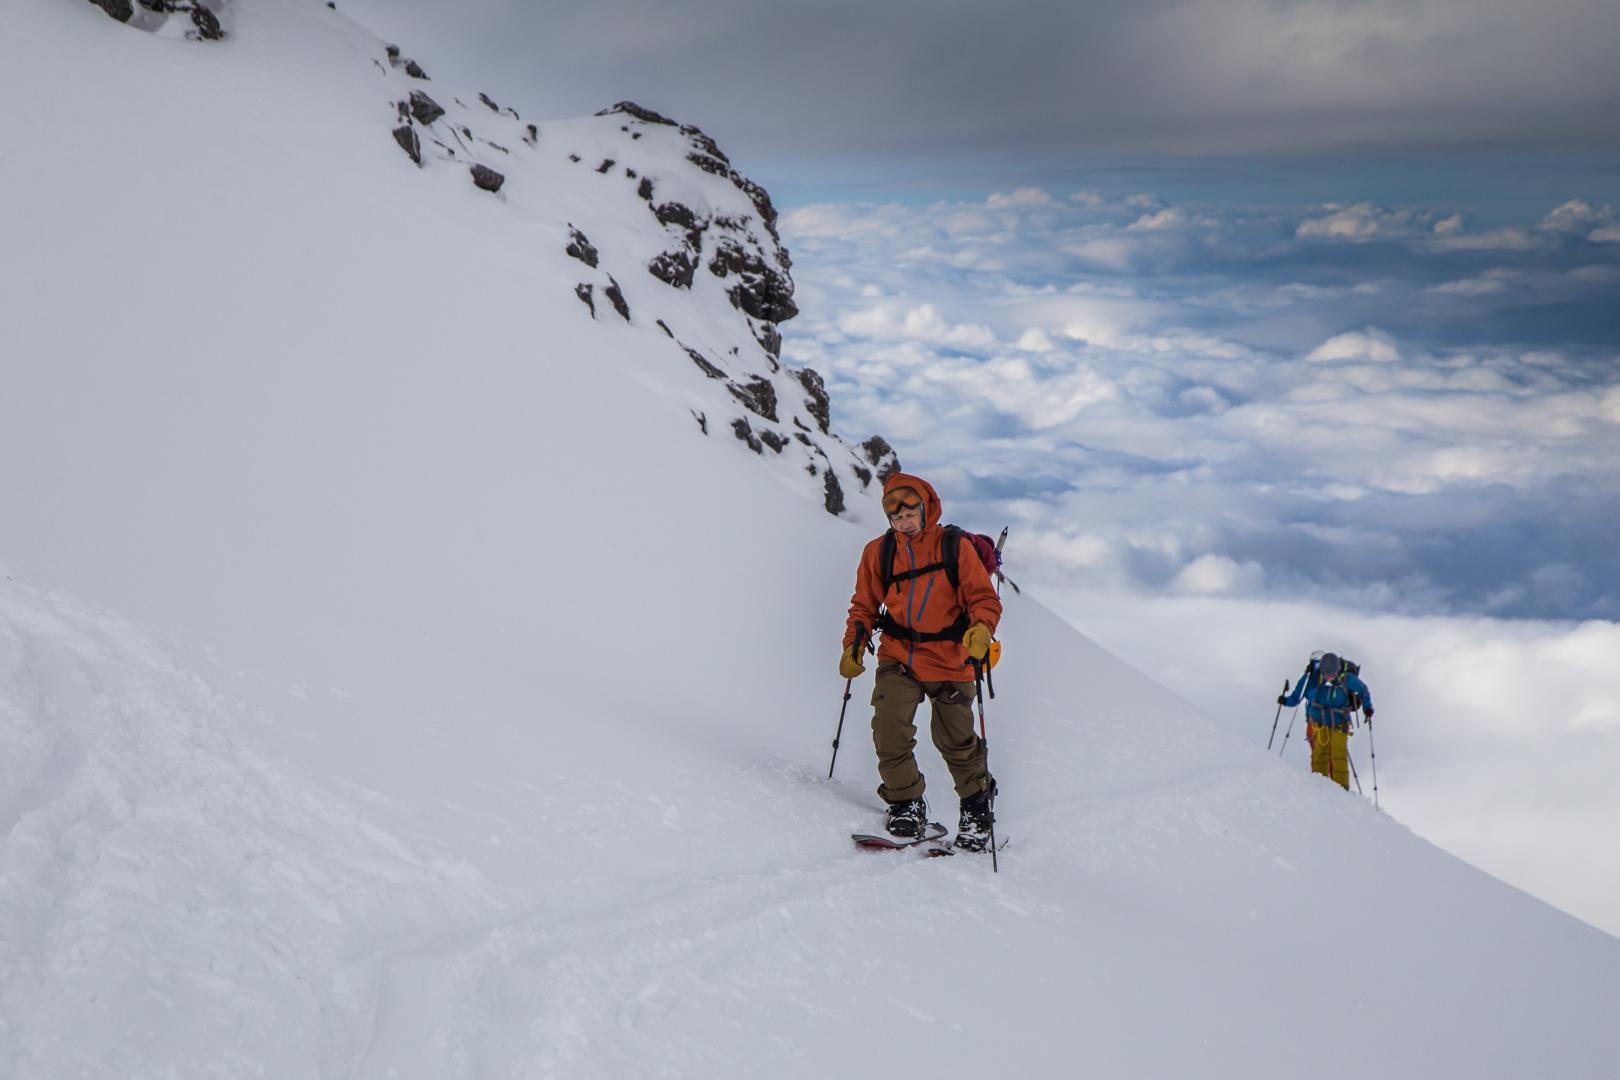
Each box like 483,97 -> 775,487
869,662 -> 991,804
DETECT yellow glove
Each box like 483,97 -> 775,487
839,647 -> 865,679
963,622 -> 992,661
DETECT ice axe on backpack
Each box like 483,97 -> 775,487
828,623 -> 870,779
991,526 -> 1021,595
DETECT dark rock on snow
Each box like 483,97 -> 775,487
87,0 -> 133,18
391,125 -> 421,166
861,436 -> 902,483
190,3 -> 223,40
823,472 -> 846,516
597,101 -> 678,127
565,227 -> 599,269
797,369 -> 830,433
603,277 -> 630,321
685,348 -> 727,381
710,240 -> 797,324
731,418 -> 763,454
408,90 -> 444,126
648,249 -> 697,289
753,321 -> 783,360
471,164 -> 505,192
727,377 -> 778,423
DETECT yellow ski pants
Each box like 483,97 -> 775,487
1312,724 -> 1351,790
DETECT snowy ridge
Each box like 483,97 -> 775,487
356,0 -> 898,516
3,1 -> 1620,1077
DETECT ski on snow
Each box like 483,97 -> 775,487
851,822 -> 954,856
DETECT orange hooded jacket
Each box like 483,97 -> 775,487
844,472 -> 1002,683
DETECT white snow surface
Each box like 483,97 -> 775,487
2,2 -> 1618,1077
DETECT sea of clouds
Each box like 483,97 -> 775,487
782,188 -> 1620,936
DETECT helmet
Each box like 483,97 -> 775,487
1319,653 -> 1342,679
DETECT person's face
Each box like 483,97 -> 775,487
884,490 -> 924,535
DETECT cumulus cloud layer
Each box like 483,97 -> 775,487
781,189 -> 1620,621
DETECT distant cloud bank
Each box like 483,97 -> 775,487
782,187 -> 1620,622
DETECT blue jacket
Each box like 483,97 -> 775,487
1282,672 -> 1372,727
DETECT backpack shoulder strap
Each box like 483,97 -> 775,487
878,529 -> 897,592
940,525 -> 962,589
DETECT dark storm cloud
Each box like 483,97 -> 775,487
341,0 -> 1620,168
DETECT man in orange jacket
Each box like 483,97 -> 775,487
841,473 -> 1002,850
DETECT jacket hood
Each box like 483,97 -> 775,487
883,472 -> 941,530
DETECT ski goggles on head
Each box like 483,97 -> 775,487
883,498 -> 922,519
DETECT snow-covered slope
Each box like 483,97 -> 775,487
3,3 -> 1619,1077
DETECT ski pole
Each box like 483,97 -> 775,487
1347,745 -> 1364,795
1277,704 -> 1301,758
1365,712 -> 1380,810
828,623 -> 867,779
971,658 -> 999,874
1266,679 -> 1289,750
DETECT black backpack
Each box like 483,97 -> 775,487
873,526 -> 1001,644
1308,654 -> 1364,712
877,525 -> 1000,592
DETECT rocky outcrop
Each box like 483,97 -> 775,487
371,73 -> 888,518
87,0 -> 134,21
752,321 -> 783,361
565,227 -> 599,269
731,418 -> 763,454
727,377 -> 777,423
685,348 -> 726,380
861,437 -> 902,484
391,125 -> 421,165
708,239 -> 798,323
603,276 -> 630,321
599,101 -> 679,127
384,45 -> 428,79
823,472 -> 846,516
648,249 -> 697,289
188,1 -> 222,39
797,369 -> 831,433
86,0 -> 224,39
408,90 -> 445,126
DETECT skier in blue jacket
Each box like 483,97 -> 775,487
1278,652 -> 1373,789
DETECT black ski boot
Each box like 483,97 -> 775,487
954,778 -> 997,852
884,797 -> 928,839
